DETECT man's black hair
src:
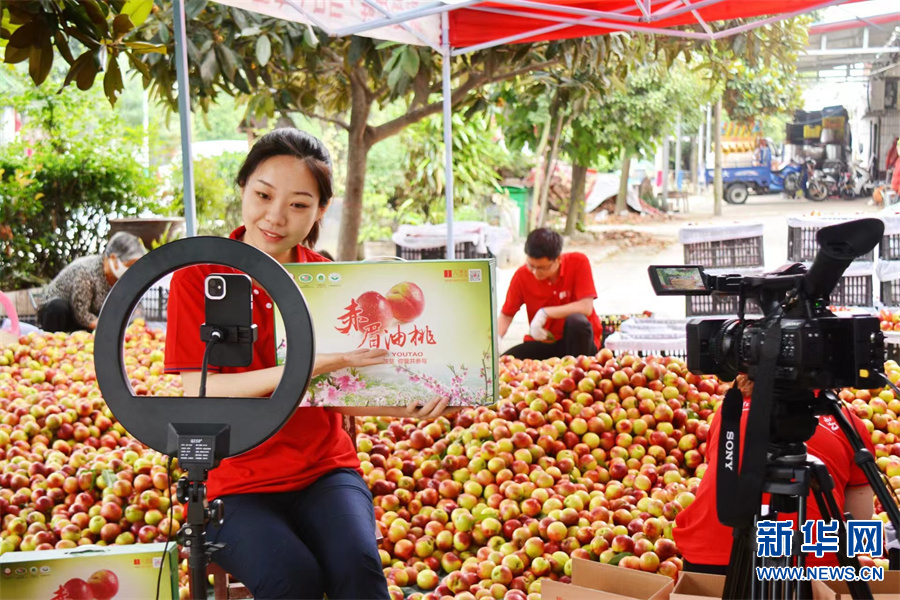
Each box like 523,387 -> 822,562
524,228 -> 563,260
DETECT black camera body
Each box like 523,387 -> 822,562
650,218 -> 887,391
687,313 -> 883,390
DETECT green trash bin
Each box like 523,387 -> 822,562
502,186 -> 529,237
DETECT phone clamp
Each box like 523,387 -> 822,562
200,324 -> 258,345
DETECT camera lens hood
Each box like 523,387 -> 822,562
94,237 -> 315,458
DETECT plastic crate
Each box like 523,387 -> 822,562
881,234 -> 900,260
886,332 -> 900,363
789,225 -> 875,262
395,242 -> 491,261
682,236 -> 764,268
882,279 -> 900,306
828,274 -> 873,307
139,286 -> 169,322
686,295 -> 762,317
631,348 -> 688,360
887,342 -> 900,364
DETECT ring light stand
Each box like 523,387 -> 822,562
94,237 -> 315,600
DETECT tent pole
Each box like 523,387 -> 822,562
173,0 -> 196,237
442,12 -> 455,259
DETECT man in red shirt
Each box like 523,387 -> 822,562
499,228 -> 603,360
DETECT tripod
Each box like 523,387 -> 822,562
724,395 -> 900,600
176,467 -> 225,600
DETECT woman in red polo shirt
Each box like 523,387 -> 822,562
674,375 -> 875,573
164,128 -> 449,599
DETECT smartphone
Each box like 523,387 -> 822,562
647,265 -> 711,296
204,273 -> 254,367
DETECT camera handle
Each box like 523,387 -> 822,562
820,390 -> 900,570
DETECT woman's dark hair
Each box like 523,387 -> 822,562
524,228 -> 563,260
236,128 -> 333,248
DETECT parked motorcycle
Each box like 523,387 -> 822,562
839,159 -> 876,199
804,159 -> 828,201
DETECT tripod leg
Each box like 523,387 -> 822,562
807,463 -> 873,600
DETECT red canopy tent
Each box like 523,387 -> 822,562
174,0 -> 858,251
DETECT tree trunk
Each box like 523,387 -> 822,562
537,109 -> 566,228
616,149 -> 631,214
529,117 -> 553,231
714,98 -> 723,217
565,164 -> 587,236
337,71 -> 373,261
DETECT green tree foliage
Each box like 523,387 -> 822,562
1,1 -> 599,259
722,58 -> 803,124
0,0 -> 166,105
159,151 -> 245,237
395,113 -> 507,222
673,16 -> 810,122
0,67 -> 155,290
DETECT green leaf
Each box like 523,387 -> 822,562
199,49 -> 218,83
63,50 -> 93,89
123,41 -> 166,55
122,0 -> 153,27
609,552 -> 631,566
4,44 -> 29,64
255,34 -> 271,67
185,0 -> 209,20
82,1 -> 110,37
101,469 -> 117,490
401,47 -> 419,78
103,55 -> 124,105
76,59 -> 98,90
215,43 -> 237,80
28,36 -> 53,86
112,14 -> 134,39
282,34 -> 293,63
303,24 -> 318,48
7,19 -> 37,49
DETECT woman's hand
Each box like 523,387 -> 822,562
313,348 -> 388,378
405,397 -> 453,420
342,348 -> 388,369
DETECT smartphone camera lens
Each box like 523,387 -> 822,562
206,276 -> 226,300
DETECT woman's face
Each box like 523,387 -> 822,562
241,155 -> 327,263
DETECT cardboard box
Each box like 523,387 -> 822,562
0,543 -> 179,600
670,571 -> 726,600
811,570 -> 900,600
276,260 -> 498,406
541,558 -> 675,600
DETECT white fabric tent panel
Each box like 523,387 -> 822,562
214,0 -> 442,47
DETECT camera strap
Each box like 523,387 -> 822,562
716,321 -> 781,528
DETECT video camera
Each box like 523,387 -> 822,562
648,218 -> 886,390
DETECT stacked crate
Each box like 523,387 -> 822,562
787,215 -> 874,307
879,214 -> 900,309
679,223 -> 765,316
392,223 -> 498,261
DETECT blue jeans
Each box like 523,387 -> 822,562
207,468 -> 389,599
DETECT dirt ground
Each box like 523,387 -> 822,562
498,191 -> 885,352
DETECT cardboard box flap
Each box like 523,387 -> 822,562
670,571 -> 728,600
571,559 -> 675,600
542,579 -> 642,600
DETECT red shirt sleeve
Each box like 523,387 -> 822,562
846,408 -> 876,487
164,266 -> 219,374
501,267 -> 526,317
569,253 -> 598,301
